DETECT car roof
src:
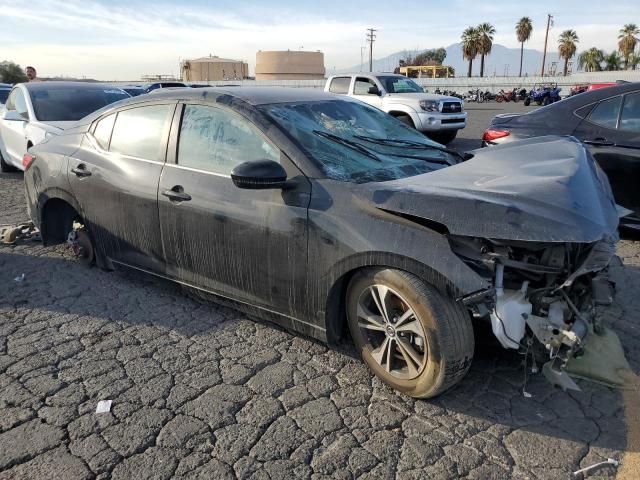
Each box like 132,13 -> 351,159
22,81 -> 127,92
125,86 -> 341,106
330,72 -> 401,78
558,81 -> 640,106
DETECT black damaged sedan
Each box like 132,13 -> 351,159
24,87 -> 622,397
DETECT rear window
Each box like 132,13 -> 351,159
328,77 -> 351,94
109,105 -> 171,160
587,96 -> 622,129
30,88 -> 130,121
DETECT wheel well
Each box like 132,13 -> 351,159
41,198 -> 81,245
388,111 -> 411,119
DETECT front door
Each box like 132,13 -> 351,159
158,103 -> 310,318
353,77 -> 384,109
67,103 -> 175,271
0,89 -> 30,167
573,91 -> 640,213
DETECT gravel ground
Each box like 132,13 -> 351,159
1,103 -> 638,479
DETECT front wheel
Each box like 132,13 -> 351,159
496,95 -> 504,103
427,130 -> 457,145
346,268 -> 475,398
396,114 -> 415,129
524,97 -> 531,106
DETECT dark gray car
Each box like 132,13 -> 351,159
24,87 -> 621,397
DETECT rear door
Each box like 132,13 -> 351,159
68,102 -> 175,271
158,102 -> 310,318
0,88 -> 30,166
573,91 -> 640,213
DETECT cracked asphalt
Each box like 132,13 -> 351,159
1,103 -> 639,479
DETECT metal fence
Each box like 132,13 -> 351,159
175,70 -> 640,93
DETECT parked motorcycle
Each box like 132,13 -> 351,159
465,88 -> 485,103
496,88 -> 522,103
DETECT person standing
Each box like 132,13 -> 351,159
25,66 -> 38,81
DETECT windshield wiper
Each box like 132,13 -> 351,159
312,130 -> 382,162
352,135 -> 472,163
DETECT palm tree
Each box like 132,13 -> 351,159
618,24 -> 639,69
461,27 -> 480,77
515,17 -> 533,76
578,48 -> 604,72
477,23 -> 496,77
630,52 -> 640,70
604,51 -> 622,71
558,29 -> 579,76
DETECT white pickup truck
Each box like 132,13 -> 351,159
324,73 -> 466,144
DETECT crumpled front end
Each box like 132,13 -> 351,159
450,234 -> 624,390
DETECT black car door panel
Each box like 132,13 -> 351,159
68,103 -> 175,272
573,92 -> 640,213
158,103 -> 310,318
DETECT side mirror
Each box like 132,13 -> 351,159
3,110 -> 27,122
368,86 -> 381,96
231,160 -> 287,190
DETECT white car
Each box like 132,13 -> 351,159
324,73 -> 467,144
0,82 -> 130,172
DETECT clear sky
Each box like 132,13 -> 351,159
1,0 -> 637,80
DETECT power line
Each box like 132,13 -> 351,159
366,28 -> 377,72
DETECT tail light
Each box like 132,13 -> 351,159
22,153 -> 35,169
482,129 -> 510,142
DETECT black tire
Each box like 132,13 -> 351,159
396,114 -> 415,129
542,96 -> 551,106
536,99 -> 542,106
0,150 -> 18,173
346,268 -> 474,398
524,97 -> 531,106
427,130 -> 457,145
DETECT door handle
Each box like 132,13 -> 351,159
583,138 -> 614,147
71,164 -> 92,177
162,186 -> 191,202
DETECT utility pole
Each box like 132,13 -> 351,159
360,46 -> 366,72
366,28 -> 377,72
541,14 -> 553,77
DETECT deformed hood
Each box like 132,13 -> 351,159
362,136 -> 619,243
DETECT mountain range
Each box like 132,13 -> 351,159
335,43 -> 566,76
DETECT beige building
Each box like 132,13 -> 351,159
255,51 -> 325,80
181,55 -> 249,82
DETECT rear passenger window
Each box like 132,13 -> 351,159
93,114 -> 115,149
109,105 -> 171,160
587,96 -> 622,130
177,104 -> 279,175
329,77 -> 351,95
619,92 -> 640,133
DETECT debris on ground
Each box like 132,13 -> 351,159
1,222 -> 39,245
95,400 -> 112,414
572,458 -> 619,479
14,273 -> 25,283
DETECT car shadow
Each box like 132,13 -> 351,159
0,246 -> 635,456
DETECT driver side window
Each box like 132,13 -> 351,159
177,104 -> 279,175
354,78 -> 378,95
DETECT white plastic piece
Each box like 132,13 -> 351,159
14,273 -> 25,283
96,400 -> 112,414
490,284 -> 532,349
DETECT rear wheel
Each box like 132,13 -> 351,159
543,96 -> 551,106
346,268 -> 475,398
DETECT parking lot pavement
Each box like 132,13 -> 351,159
1,104 -> 638,480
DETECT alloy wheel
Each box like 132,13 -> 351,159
356,285 -> 428,380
